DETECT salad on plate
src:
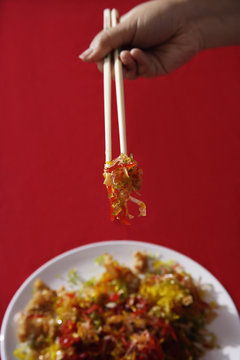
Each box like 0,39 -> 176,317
14,252 -> 218,360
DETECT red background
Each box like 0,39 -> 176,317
0,0 -> 240,326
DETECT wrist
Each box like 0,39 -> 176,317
184,0 -> 240,50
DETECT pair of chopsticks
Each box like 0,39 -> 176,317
103,9 -> 127,163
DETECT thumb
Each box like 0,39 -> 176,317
79,21 -> 134,62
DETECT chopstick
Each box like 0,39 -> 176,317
111,9 -> 127,156
103,9 -> 127,163
103,9 -> 112,162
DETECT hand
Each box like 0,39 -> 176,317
80,0 -> 240,79
80,0 -> 202,79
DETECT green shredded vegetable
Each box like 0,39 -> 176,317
67,268 -> 80,285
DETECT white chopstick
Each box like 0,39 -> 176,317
103,9 -> 112,162
111,9 -> 127,155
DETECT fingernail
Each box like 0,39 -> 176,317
79,48 -> 94,60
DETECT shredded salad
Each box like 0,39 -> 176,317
14,252 -> 218,360
103,154 -> 146,224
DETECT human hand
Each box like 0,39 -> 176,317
80,0 -> 202,79
80,0 -> 240,79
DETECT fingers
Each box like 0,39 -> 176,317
96,50 -> 143,80
97,61 -> 104,73
120,48 -> 166,79
79,21 -> 134,63
130,48 -> 150,77
96,48 -> 167,80
127,48 -> 167,78
96,52 -> 138,80
120,50 -> 138,80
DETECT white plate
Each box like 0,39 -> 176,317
1,240 -> 240,360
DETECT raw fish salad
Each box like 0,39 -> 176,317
103,154 -> 146,224
14,252 -> 218,360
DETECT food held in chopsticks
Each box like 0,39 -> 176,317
14,252 -> 218,360
103,9 -> 146,223
103,154 -> 146,224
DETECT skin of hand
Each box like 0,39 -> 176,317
80,0 -> 240,79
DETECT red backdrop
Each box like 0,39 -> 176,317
1,0 -> 240,324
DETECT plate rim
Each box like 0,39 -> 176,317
1,240 -> 240,359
